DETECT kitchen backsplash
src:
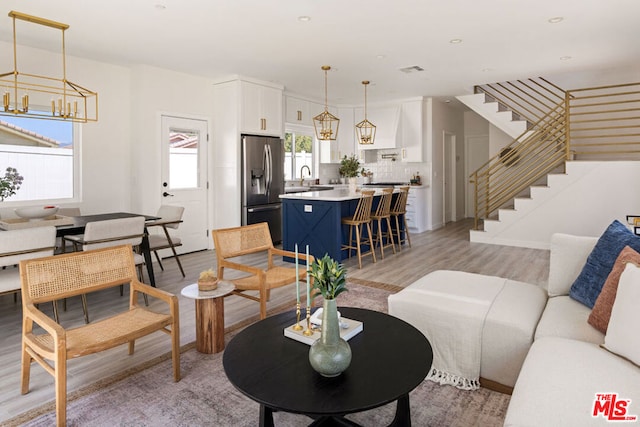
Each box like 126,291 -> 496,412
319,149 -> 430,185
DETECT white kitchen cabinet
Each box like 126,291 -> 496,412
241,80 -> 283,136
285,96 -> 323,127
405,185 -> 427,233
399,99 -> 424,162
355,105 -> 401,150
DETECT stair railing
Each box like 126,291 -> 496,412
471,101 -> 567,229
471,81 -> 640,230
475,77 -> 565,126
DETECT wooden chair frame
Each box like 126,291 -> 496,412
20,245 -> 180,427
212,222 -> 314,319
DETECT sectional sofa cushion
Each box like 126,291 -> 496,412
535,296 -> 604,345
603,262 -> 640,366
548,233 -> 597,297
504,337 -> 640,427
569,220 -> 640,308
588,246 -> 640,333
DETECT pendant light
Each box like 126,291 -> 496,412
356,81 -> 375,145
0,11 -> 98,122
313,66 -> 340,141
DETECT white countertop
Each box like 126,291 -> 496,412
279,188 -> 398,202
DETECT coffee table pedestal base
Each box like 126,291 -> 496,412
259,394 -> 411,427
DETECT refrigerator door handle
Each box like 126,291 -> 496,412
265,143 -> 273,195
247,205 -> 281,213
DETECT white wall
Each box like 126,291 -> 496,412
128,65 -> 214,220
474,161 -> 640,249
428,98 -> 465,229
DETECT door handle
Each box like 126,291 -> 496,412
163,192 -> 174,197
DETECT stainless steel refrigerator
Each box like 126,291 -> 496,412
241,134 -> 285,243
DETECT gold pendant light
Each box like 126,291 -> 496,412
356,80 -> 375,145
313,65 -> 339,141
0,11 -> 98,122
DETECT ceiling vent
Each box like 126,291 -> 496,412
399,65 -> 424,74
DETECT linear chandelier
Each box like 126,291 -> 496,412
356,80 -> 375,145
0,11 -> 98,123
313,65 -> 339,141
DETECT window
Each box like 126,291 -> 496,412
284,127 -> 315,181
0,112 -> 78,202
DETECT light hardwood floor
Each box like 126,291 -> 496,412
0,218 -> 549,422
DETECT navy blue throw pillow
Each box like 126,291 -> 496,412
569,220 -> 640,308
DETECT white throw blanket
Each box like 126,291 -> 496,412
393,271 -> 507,390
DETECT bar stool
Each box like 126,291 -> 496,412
370,188 -> 396,259
341,190 -> 377,269
390,186 -> 412,249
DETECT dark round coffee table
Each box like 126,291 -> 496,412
223,307 -> 433,427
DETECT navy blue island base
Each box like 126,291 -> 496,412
280,189 -> 404,262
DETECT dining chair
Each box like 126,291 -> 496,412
56,207 -> 81,254
0,226 -> 57,314
370,188 -> 396,259
146,205 -> 185,277
63,216 -> 147,322
341,190 -> 376,269
390,186 -> 412,249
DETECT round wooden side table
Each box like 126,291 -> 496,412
181,281 -> 234,354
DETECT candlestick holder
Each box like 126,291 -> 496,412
293,302 -> 303,331
303,306 -> 314,336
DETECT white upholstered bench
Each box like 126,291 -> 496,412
388,270 -> 547,391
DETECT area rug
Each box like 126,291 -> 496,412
8,279 -> 510,427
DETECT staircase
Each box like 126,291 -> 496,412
458,79 -> 640,249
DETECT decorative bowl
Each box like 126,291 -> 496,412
14,205 -> 59,221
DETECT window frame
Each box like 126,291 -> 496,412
0,114 -> 82,205
284,124 -> 318,181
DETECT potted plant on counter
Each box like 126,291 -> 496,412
307,254 -> 351,377
339,154 -> 360,191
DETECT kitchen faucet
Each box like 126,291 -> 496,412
300,165 -> 311,186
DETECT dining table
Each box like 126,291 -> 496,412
55,212 -> 160,287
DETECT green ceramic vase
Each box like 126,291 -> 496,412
308,298 -> 352,377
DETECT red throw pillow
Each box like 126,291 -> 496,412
588,246 -> 640,333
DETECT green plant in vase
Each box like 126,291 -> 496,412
307,254 -> 352,377
338,154 -> 360,178
0,167 -> 24,201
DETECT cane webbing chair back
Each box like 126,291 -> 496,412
212,222 -> 313,319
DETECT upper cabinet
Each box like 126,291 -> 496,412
399,99 -> 425,162
241,81 -> 283,136
285,96 -> 324,127
354,105 -> 401,150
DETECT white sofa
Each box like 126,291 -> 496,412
389,233 -> 640,426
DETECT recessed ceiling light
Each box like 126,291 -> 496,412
560,56 -> 572,61
482,68 -> 494,72
444,99 -> 451,104
449,39 -> 463,44
298,16 -> 311,22
154,4 -> 166,10
548,17 -> 564,24
376,55 -> 386,60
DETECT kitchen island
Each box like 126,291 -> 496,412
279,188 -> 401,262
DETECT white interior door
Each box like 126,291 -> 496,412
160,115 -> 210,253
465,135 -> 490,218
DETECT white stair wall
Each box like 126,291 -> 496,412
470,161 -> 640,249
457,93 -> 532,139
